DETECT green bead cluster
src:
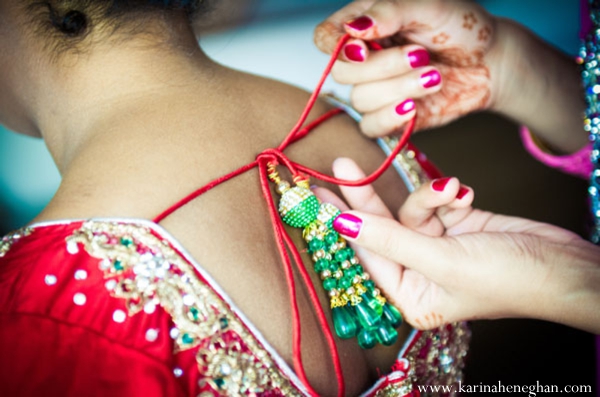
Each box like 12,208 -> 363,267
305,212 -> 402,349
276,186 -> 403,349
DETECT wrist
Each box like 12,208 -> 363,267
536,241 -> 600,334
485,18 -> 521,116
486,18 -> 555,118
488,19 -> 588,153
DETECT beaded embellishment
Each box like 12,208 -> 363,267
268,165 -> 403,349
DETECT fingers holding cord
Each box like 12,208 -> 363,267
351,66 -> 442,137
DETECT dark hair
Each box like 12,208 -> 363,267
27,0 -> 207,50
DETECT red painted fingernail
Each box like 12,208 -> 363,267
408,49 -> 430,68
431,177 -> 452,192
344,44 -> 365,62
456,187 -> 469,199
395,99 -> 415,115
345,15 -> 373,31
333,213 -> 363,239
420,70 -> 442,88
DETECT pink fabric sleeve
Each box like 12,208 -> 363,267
519,126 -> 593,179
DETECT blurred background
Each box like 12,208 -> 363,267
0,0 -> 594,392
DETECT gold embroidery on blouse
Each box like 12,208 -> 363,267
66,221 -> 302,396
374,377 -> 413,397
405,324 -> 471,397
0,227 -> 33,258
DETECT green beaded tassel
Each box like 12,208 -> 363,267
268,165 -> 403,349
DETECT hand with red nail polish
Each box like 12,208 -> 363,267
314,158 -> 600,334
316,0 -> 589,154
314,0 -> 504,138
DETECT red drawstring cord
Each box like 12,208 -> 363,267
292,118 -> 415,186
153,33 -> 417,397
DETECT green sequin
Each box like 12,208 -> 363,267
120,236 -> 133,247
182,333 -> 194,344
188,306 -> 200,321
214,378 -> 225,389
219,317 -> 228,329
113,260 -> 124,271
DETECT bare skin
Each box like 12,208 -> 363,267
0,2 -> 414,396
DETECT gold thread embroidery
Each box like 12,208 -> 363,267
404,324 -> 470,396
374,377 -> 413,397
0,227 -> 33,258
67,221 -> 302,396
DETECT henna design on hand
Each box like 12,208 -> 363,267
314,20 -> 343,54
462,12 -> 478,30
414,312 -> 446,329
432,32 -> 450,45
478,25 -> 491,42
415,46 -> 491,131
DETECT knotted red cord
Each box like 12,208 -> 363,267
154,33 -> 417,397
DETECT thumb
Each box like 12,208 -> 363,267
344,1 -> 440,40
314,1 -> 376,54
332,211 -> 450,281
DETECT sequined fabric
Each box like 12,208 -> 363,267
580,0 -> 600,243
406,324 -> 471,396
361,324 -> 470,397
